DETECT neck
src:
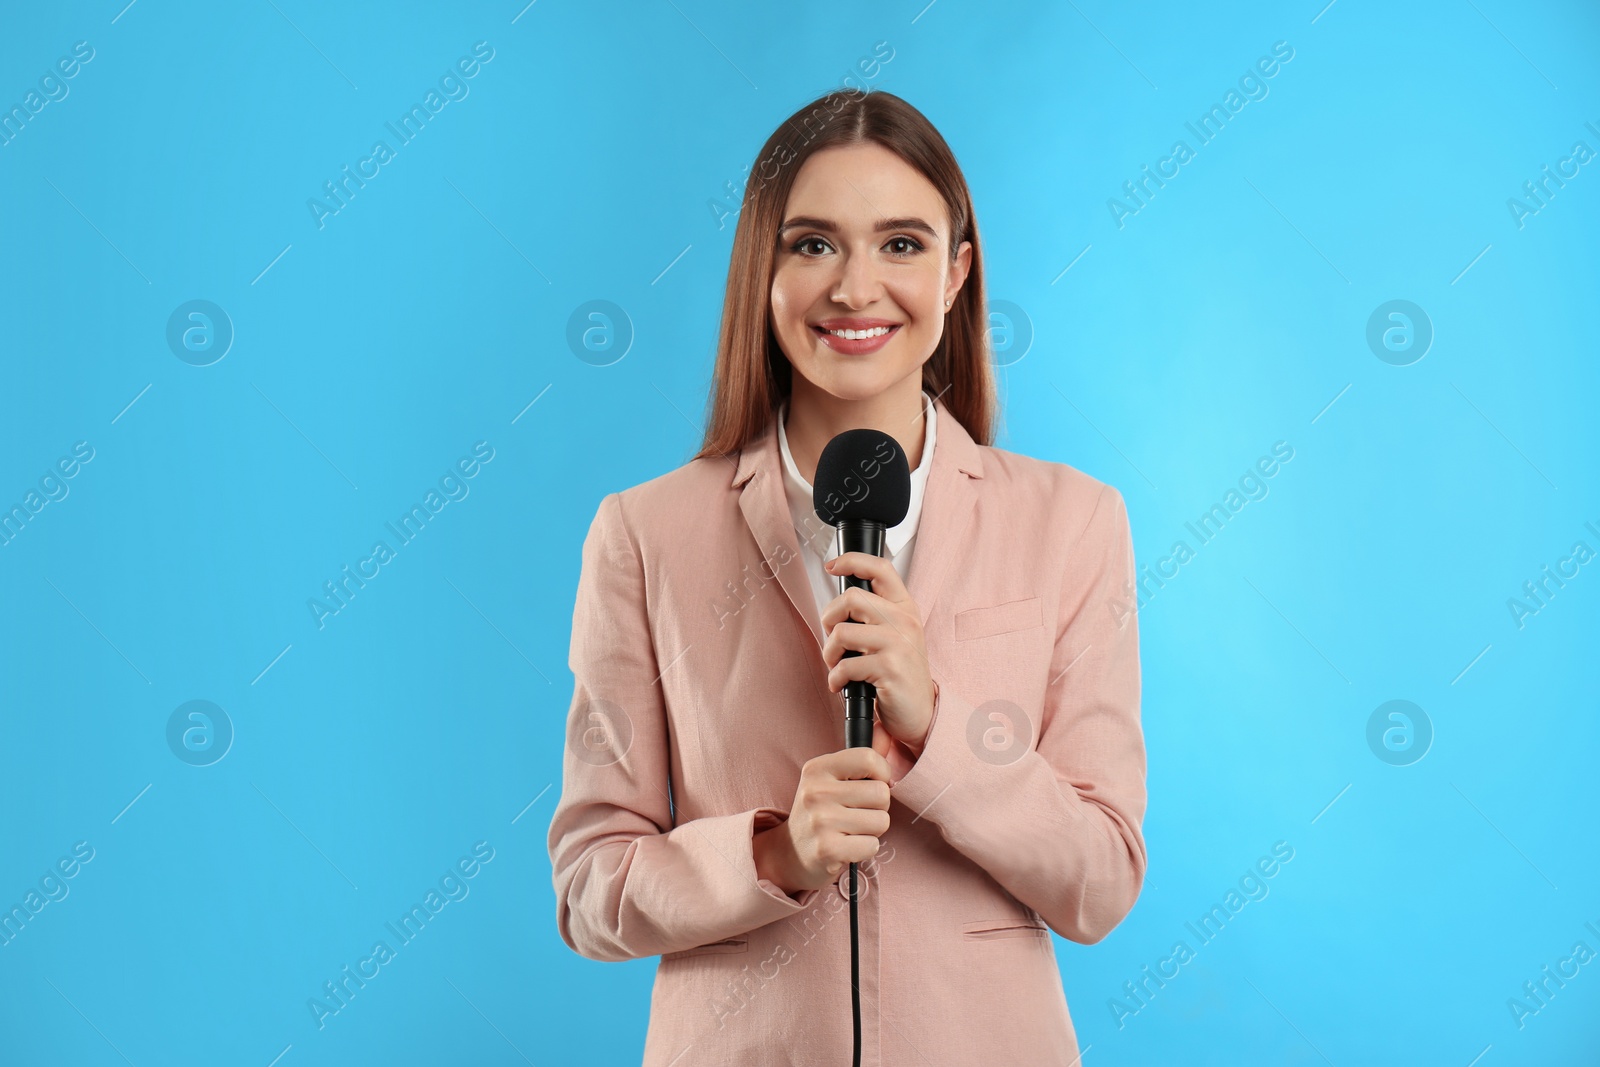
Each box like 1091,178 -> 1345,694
784,373 -> 927,486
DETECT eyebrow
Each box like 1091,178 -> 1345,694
777,215 -> 941,240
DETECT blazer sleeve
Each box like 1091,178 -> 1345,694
547,492 -> 824,964
887,483 -> 1147,945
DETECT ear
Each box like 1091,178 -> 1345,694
945,239 -> 973,307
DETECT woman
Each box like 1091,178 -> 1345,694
548,89 -> 1146,1065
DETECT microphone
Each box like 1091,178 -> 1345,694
811,427 -> 912,750
811,426 -> 912,1067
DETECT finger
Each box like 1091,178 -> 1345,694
825,552 -> 909,603
827,807 -> 891,837
828,652 -> 888,694
819,586 -> 891,633
827,745 -> 893,783
824,835 -> 883,872
838,836 -> 882,867
832,790 -> 896,825
871,719 -> 892,760
821,621 -> 889,668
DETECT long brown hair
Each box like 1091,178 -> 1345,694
693,89 -> 996,461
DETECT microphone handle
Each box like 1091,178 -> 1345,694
837,520 -> 886,749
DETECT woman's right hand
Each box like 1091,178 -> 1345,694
754,730 -> 893,895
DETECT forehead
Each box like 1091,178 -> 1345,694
783,142 -> 946,237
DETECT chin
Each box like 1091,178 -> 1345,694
807,369 -> 908,404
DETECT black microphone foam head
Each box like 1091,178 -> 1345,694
811,428 -> 912,528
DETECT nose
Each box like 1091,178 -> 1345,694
829,246 -> 883,309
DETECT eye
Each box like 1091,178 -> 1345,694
786,235 -> 926,257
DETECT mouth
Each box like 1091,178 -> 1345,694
810,322 -> 902,355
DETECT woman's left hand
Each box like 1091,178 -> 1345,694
820,552 -> 936,757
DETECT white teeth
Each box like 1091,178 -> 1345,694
825,325 -> 892,340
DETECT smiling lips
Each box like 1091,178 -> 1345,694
811,318 -> 902,355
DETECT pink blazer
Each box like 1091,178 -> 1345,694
548,396 -> 1147,1065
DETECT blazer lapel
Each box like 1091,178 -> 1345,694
731,395 -> 986,650
904,396 -> 985,631
732,416 -> 826,654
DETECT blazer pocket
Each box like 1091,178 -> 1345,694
661,936 -> 750,962
961,917 -> 1049,942
955,596 -> 1043,641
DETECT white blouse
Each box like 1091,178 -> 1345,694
774,389 -> 938,621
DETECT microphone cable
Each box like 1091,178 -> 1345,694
843,677 -> 874,1067
848,858 -> 862,1067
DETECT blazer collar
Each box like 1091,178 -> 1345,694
732,395 -> 985,653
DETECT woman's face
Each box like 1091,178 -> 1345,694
770,142 -> 971,405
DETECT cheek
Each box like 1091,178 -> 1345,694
770,276 -> 809,330
891,274 -> 940,314
769,280 -> 819,366
888,285 -> 945,362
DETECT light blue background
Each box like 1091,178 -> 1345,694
1,1 -> 1596,1064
